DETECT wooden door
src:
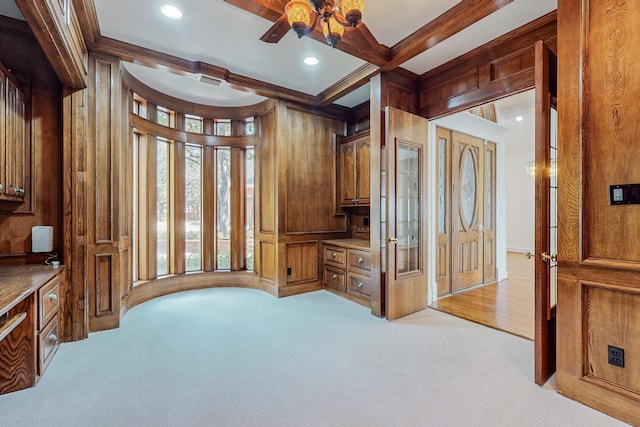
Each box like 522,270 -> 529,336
451,132 -> 485,292
534,40 -> 557,385
435,127 -> 452,296
385,107 -> 429,320
483,142 -> 497,284
355,137 -> 370,206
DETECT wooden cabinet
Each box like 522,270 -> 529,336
0,63 -> 27,202
339,131 -> 370,207
0,266 -> 63,395
323,239 -> 371,302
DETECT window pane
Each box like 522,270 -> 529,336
157,139 -> 170,276
185,145 -> 202,272
245,120 -> 255,136
216,120 -> 232,136
185,116 -> 203,133
157,110 -> 170,127
438,137 -> 446,234
396,144 -> 420,275
245,148 -> 255,271
217,148 -> 231,269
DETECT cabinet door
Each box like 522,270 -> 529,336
339,141 -> 357,206
4,79 -> 26,199
355,138 -> 370,206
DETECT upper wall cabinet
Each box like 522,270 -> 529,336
0,64 -> 27,202
339,131 -> 370,207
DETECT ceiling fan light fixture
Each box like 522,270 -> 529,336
285,0 -> 315,38
339,0 -> 365,26
322,15 -> 344,48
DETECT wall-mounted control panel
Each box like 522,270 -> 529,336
610,184 -> 640,205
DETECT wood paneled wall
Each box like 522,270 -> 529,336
557,0 -> 640,424
0,18 -> 62,265
256,102 -> 350,297
418,12 -> 557,119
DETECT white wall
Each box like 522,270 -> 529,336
501,111 -> 535,253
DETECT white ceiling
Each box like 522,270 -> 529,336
2,0 -> 557,108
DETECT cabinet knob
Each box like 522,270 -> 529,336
352,199 -> 357,204
357,282 -> 364,288
332,252 -> 337,257
48,293 -> 58,301
358,257 -> 364,264
332,274 -> 337,279
49,334 -> 58,343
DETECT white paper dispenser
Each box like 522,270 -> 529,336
32,226 -> 53,253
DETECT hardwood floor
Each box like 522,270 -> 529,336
430,252 -> 534,340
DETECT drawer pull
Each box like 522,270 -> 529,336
49,333 -> 58,343
48,293 -> 58,301
332,252 -> 337,257
357,282 -> 364,288
332,274 -> 337,279
358,257 -> 364,263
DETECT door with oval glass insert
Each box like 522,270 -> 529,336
452,132 -> 486,292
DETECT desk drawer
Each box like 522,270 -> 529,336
348,249 -> 371,274
38,315 -> 60,376
38,276 -> 59,330
324,245 -> 347,269
324,266 -> 346,291
347,274 -> 371,300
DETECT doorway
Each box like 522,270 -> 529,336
428,90 -> 538,339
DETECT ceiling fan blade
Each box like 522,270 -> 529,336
260,15 -> 291,43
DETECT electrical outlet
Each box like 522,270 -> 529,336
608,345 -> 625,368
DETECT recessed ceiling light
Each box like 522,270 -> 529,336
515,115 -> 524,122
304,57 -> 319,66
161,5 -> 182,20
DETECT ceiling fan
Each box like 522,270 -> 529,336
255,0 -> 367,48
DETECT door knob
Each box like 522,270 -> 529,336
541,252 -> 557,263
525,251 -> 533,259
388,237 -> 398,244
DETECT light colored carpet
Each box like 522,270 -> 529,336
0,288 -> 628,427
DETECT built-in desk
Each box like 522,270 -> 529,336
0,265 -> 63,394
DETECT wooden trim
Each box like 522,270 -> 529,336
71,0 -> 100,47
386,0 -> 514,71
315,63 -> 380,107
93,36 -> 317,106
16,0 -> 88,88
131,115 -> 258,147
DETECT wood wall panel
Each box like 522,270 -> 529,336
557,0 -> 640,424
419,12 -> 557,118
259,241 -> 275,282
583,282 -> 640,395
283,106 -> 346,234
95,253 -> 113,315
94,59 -> 114,243
583,1 -> 640,265
258,110 -> 276,234
84,53 -> 124,332
286,241 -> 317,284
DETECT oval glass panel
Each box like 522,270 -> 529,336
460,149 -> 477,230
